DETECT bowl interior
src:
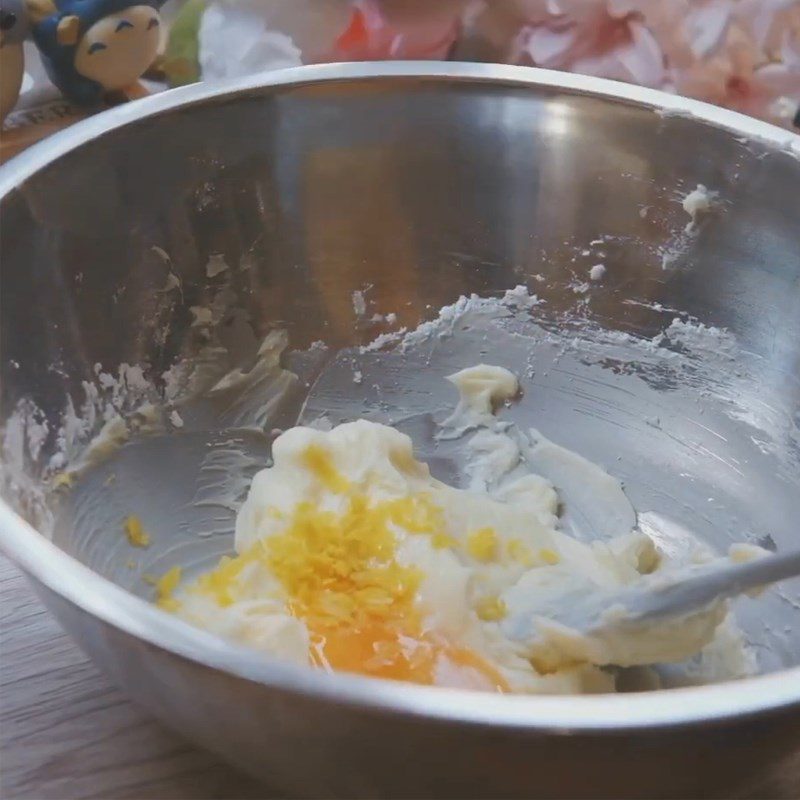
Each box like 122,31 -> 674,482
2,68 -> 800,684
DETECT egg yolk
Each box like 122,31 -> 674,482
308,622 -> 506,691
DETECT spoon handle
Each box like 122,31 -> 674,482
635,548 -> 800,621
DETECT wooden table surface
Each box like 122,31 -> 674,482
2,552 -> 799,800
0,556 -> 271,800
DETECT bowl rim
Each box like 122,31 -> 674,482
1,61 -> 799,732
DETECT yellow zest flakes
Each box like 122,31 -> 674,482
476,595 -> 507,622
124,515 -> 150,548
301,444 -> 350,494
194,555 -> 247,607
125,559 -> 137,570
539,548 -> 560,565
180,492 -> 451,628
156,566 -> 182,611
385,493 -> 445,534
142,573 -> 157,586
264,495 -> 422,631
51,471 -> 75,489
431,531 -> 458,549
507,538 -> 534,567
467,527 -> 499,562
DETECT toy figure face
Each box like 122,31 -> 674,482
0,0 -> 29,47
73,4 -> 160,91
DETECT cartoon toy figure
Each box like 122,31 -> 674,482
1,0 -> 29,123
26,0 -> 165,106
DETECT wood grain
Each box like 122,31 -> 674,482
2,553 -> 798,800
0,556 -> 269,800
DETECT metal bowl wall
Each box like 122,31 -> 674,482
1,64 -> 799,798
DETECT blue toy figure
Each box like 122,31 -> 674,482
26,0 -> 165,105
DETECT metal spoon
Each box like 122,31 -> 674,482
599,548 -> 800,625
503,548 -> 800,668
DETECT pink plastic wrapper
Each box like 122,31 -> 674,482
196,0 -> 470,80
465,0 -> 800,128
195,0 -> 798,128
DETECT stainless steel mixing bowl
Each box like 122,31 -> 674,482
1,63 -> 800,799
